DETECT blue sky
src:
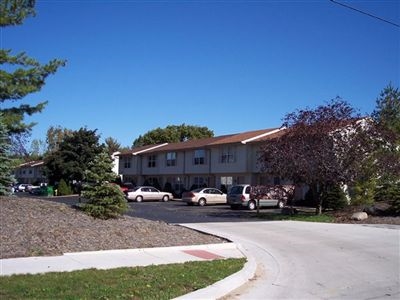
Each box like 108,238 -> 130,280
2,0 -> 399,148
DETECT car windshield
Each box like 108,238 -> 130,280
133,187 -> 141,191
229,186 -> 244,194
192,188 -> 203,193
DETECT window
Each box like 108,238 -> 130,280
166,152 -> 176,167
194,149 -> 205,165
148,155 -> 156,168
220,146 -> 235,163
194,177 -> 206,187
123,157 -> 131,168
221,176 -> 233,185
274,177 -> 281,185
245,186 -> 251,194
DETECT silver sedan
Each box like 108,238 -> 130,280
182,188 -> 227,206
126,186 -> 173,202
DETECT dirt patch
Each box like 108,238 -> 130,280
0,196 -> 226,259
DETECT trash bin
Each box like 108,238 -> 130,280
47,186 -> 54,197
39,186 -> 47,196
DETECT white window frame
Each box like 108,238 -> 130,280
123,157 -> 131,168
194,149 -> 205,165
166,152 -> 176,167
220,146 -> 235,163
148,155 -> 156,168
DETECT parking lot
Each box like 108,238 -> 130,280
14,193 -> 278,223
126,200 -> 275,223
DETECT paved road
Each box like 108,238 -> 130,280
183,221 -> 400,300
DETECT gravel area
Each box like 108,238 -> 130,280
2,196 -> 398,260
0,196 -> 226,259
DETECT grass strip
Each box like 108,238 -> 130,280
0,258 -> 246,300
252,212 -> 335,222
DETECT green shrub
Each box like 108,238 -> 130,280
321,185 -> 348,211
350,178 -> 377,206
375,182 -> 400,216
82,184 -> 128,219
57,179 -> 72,196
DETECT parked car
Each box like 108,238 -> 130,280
119,182 -> 135,195
14,184 -> 31,192
227,184 -> 294,210
27,185 -> 40,193
182,188 -> 227,206
126,186 -> 173,202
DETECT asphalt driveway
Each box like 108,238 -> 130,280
183,221 -> 400,300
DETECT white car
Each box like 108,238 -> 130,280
182,188 -> 227,206
126,186 -> 173,202
14,184 -> 31,192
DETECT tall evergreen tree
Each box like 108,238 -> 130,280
0,0 -> 65,152
104,137 -> 121,155
372,84 -> 400,136
0,113 -> 15,195
370,85 -> 400,182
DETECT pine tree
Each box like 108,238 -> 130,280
0,0 -> 65,153
81,150 -> 128,219
0,113 -> 15,195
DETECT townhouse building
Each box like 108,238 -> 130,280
116,127 -> 292,196
13,160 -> 46,184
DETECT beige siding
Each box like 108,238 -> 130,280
158,151 -> 185,175
184,149 -> 210,174
210,145 -> 248,174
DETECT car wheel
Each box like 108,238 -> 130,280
162,195 -> 169,202
136,196 -> 143,202
248,200 -> 256,210
198,198 -> 206,206
277,201 -> 285,209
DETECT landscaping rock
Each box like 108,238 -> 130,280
351,212 -> 368,221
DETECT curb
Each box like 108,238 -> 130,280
173,243 -> 256,300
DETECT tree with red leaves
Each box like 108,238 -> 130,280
258,98 -> 383,215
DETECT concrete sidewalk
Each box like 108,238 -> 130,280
1,242 -> 254,299
0,242 -> 245,276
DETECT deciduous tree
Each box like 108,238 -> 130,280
46,125 -> 72,153
132,124 -> 214,147
44,128 -> 103,184
258,98 -> 379,214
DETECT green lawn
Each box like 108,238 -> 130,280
252,211 -> 335,222
0,258 -> 246,300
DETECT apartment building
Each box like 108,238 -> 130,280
116,127 -> 289,195
13,160 -> 46,184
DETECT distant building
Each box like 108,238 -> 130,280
13,161 -> 46,184
115,128 -> 292,195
